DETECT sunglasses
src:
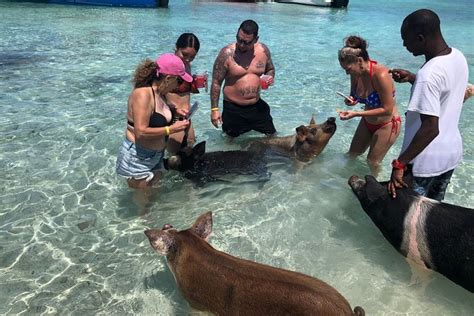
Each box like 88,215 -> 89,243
236,35 -> 255,46
175,76 -> 184,85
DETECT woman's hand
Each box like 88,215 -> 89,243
175,107 -> 189,118
344,96 -> 358,106
338,110 -> 358,120
170,119 -> 190,133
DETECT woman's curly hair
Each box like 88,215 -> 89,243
132,59 -> 158,88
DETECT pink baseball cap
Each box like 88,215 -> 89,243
156,53 -> 193,83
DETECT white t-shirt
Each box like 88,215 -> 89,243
401,48 -> 468,177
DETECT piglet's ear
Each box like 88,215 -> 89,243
144,229 -> 175,255
364,175 -> 387,203
296,125 -> 308,135
191,212 -> 213,241
193,141 -> 206,159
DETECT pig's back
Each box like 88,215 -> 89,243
174,237 -> 355,315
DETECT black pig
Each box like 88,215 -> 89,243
164,141 -> 270,186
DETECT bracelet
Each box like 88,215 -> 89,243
211,107 -> 219,112
391,159 -> 406,170
165,126 -> 170,136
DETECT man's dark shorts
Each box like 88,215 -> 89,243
222,98 -> 276,137
412,168 -> 454,202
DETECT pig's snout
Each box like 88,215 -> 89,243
348,175 -> 365,190
323,118 -> 337,133
163,224 -> 173,230
144,229 -> 154,240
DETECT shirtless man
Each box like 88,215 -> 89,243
210,20 -> 276,137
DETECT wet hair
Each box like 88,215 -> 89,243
338,35 -> 370,64
176,33 -> 200,53
403,9 -> 441,37
238,19 -> 259,37
132,59 -> 165,88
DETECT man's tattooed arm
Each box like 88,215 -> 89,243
262,43 -> 275,78
211,47 -> 232,109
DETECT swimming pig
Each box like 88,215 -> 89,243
348,174 -> 474,293
145,212 -> 365,316
247,116 -> 337,163
164,141 -> 270,186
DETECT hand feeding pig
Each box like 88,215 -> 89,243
145,212 -> 365,316
247,116 -> 337,163
348,174 -> 474,293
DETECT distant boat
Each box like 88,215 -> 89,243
274,0 -> 348,8
48,0 -> 168,7
46,0 -> 348,9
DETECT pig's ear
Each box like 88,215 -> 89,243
193,141 -> 206,159
365,175 -> 387,202
144,229 -> 175,255
309,114 -> 316,127
296,125 -> 308,135
191,212 -> 213,241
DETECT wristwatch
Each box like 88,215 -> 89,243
391,159 -> 406,170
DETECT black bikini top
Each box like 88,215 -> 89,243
128,87 -> 175,128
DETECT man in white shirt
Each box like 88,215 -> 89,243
388,9 -> 468,201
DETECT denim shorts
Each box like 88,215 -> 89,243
116,138 -> 165,183
412,168 -> 454,202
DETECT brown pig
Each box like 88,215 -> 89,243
247,116 -> 337,163
145,212 -> 364,316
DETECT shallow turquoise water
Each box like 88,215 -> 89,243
1,0 -> 473,314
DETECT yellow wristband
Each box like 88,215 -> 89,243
165,126 -> 170,136
211,107 -> 219,112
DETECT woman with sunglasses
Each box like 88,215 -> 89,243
116,53 -> 192,189
166,33 -> 201,154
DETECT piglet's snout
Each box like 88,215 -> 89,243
162,224 -> 173,230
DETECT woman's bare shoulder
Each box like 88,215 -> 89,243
373,63 -> 393,82
129,87 -> 152,105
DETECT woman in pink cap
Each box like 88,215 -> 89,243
166,33 -> 201,154
116,53 -> 192,189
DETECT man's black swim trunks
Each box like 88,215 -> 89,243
222,98 -> 276,137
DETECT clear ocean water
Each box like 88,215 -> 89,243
1,0 -> 473,314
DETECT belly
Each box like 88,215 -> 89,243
224,74 -> 261,105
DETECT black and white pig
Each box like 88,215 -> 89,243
348,174 -> 474,293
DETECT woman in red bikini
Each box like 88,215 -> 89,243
338,35 -> 401,176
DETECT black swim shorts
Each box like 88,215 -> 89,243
222,99 -> 276,137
